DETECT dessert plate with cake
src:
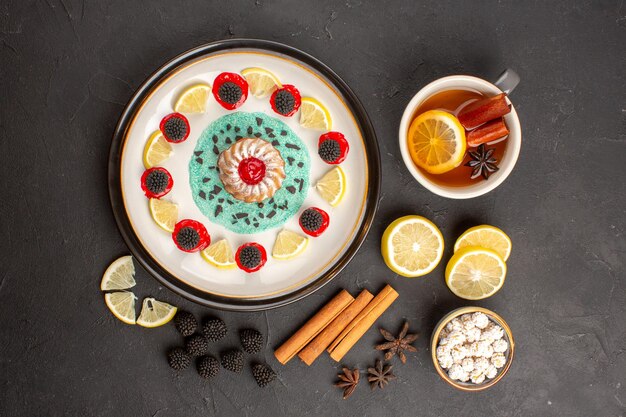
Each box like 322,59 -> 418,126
108,39 -> 380,310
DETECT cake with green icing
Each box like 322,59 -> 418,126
189,112 -> 310,234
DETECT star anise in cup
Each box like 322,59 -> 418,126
334,367 -> 359,399
465,144 -> 499,180
367,359 -> 396,390
375,321 -> 418,364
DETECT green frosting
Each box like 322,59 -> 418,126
189,112 -> 310,234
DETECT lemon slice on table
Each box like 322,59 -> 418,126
201,239 -> 236,269
454,225 -> 512,261
174,83 -> 211,113
149,198 -> 178,233
316,166 -> 346,206
445,246 -> 507,300
273,229 -> 309,260
104,292 -> 137,325
381,215 -> 444,277
142,130 -> 173,169
299,97 -> 332,130
407,110 -> 466,174
242,67 -> 281,98
136,298 -> 177,328
101,255 -> 136,291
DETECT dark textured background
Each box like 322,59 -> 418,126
1,0 -> 625,416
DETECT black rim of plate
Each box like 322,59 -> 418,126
108,39 -> 381,311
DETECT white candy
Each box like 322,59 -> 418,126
472,312 -> 490,329
492,338 -> 509,353
470,369 -> 486,384
445,318 -> 463,333
461,357 -> 474,372
491,352 -> 507,368
477,340 -> 494,358
485,364 -> 498,379
438,354 -> 454,370
474,357 -> 490,372
439,328 -> 450,340
468,342 -> 481,357
450,344 -> 469,363
481,322 -> 504,341
465,327 -> 482,343
448,364 -> 469,382
446,330 -> 466,347
461,314 -> 476,330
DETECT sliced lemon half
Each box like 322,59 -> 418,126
381,215 -> 444,277
201,239 -> 236,269
273,229 -> 309,260
104,292 -> 137,325
174,83 -> 211,113
299,97 -> 332,130
316,166 -> 346,206
149,198 -> 178,233
136,297 -> 177,328
242,67 -> 281,98
407,110 -> 466,174
142,130 -> 173,169
101,255 -> 136,291
454,225 -> 512,261
445,246 -> 507,300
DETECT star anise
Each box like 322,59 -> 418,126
375,321 -> 418,364
334,367 -> 359,399
367,359 -> 396,390
465,144 -> 499,180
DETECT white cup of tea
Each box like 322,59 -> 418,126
398,70 -> 522,199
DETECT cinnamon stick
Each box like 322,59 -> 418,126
328,285 -> 399,362
458,93 -> 511,130
274,290 -> 354,365
467,118 -> 510,147
298,289 -> 374,366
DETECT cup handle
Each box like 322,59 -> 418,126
494,69 -> 520,95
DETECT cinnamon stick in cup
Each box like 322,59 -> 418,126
328,285 -> 399,362
274,290 -> 354,365
298,289 -> 374,366
467,118 -> 510,147
458,93 -> 511,130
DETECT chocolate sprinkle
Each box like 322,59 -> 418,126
199,191 -> 206,200
286,186 -> 296,194
194,151 -> 203,156
213,145 -> 219,155
285,143 -> 300,150
196,157 -> 203,164
256,117 -> 263,126
215,205 -> 223,217
280,130 -> 287,136
202,177 -> 210,183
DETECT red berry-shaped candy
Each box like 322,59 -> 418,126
212,72 -> 248,110
160,113 -> 190,143
235,243 -> 267,273
318,132 -> 349,164
299,207 -> 329,237
270,85 -> 301,117
141,167 -> 173,198
172,219 -> 210,253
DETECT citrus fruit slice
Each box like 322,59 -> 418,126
381,215 -> 444,277
100,255 -> 136,291
241,67 -> 281,98
136,297 -> 177,328
454,225 -> 512,261
149,198 -> 178,233
272,229 -> 309,260
104,292 -> 137,325
201,239 -> 236,269
407,110 -> 466,174
174,83 -> 211,113
445,246 -> 507,300
142,130 -> 173,169
316,166 -> 346,206
299,97 -> 332,130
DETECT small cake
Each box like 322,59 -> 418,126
218,137 -> 286,203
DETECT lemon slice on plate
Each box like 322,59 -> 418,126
242,67 -> 281,98
149,198 -> 178,233
136,297 -> 177,328
101,255 -> 136,291
381,215 -> 444,277
104,292 -> 137,325
445,246 -> 507,300
407,110 -> 466,174
316,166 -> 346,206
300,97 -> 332,130
174,83 -> 211,113
201,239 -> 236,269
273,229 -> 309,260
454,225 -> 512,261
143,130 -> 173,169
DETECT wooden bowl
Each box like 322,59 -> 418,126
430,306 -> 515,391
